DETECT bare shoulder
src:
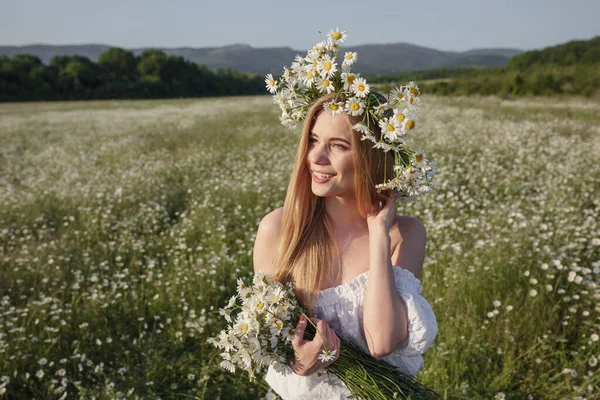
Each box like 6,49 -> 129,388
253,207 -> 284,276
390,215 -> 427,279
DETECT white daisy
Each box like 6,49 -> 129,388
316,77 -> 335,94
299,68 -> 316,87
280,326 -> 295,342
265,74 -> 278,94
351,77 -> 370,98
328,27 -> 347,43
341,72 -> 358,91
318,348 -> 337,363
219,360 -> 236,373
324,100 -> 345,116
312,40 -> 328,54
305,53 -> 320,71
404,118 -> 416,131
352,123 -> 369,134
379,117 -> 402,141
345,98 -> 365,116
405,93 -> 421,109
342,52 -> 358,66
405,81 -> 420,97
36,370 -> 44,379
413,150 -> 427,165
390,87 -> 405,102
317,54 -> 338,78
374,102 -> 389,117
280,114 -> 298,130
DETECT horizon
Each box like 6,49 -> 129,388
1,0 -> 598,53
2,34 -> 599,55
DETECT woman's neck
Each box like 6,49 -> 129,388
324,195 -> 367,234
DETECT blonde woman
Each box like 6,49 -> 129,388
253,93 -> 438,399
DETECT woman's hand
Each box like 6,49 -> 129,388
289,315 -> 341,376
366,191 -> 397,232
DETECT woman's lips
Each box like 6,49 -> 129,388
312,171 -> 334,183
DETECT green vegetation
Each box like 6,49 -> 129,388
372,36 -> 600,98
0,95 -> 598,399
0,48 -> 263,102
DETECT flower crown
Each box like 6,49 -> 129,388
265,27 -> 436,201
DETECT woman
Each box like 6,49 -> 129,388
252,92 -> 438,399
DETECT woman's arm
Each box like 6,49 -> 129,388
363,194 -> 427,358
253,208 -> 283,276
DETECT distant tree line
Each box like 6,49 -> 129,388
0,48 -> 264,102
371,36 -> 600,98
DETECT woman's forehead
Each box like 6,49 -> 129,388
311,112 -> 352,139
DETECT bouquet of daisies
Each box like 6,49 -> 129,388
208,271 -> 439,400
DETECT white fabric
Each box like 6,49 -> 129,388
264,265 -> 438,400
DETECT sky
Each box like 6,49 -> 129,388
1,0 -> 599,52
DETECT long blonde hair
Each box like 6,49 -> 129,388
274,93 -> 394,313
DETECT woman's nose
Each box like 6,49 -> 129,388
308,143 -> 329,164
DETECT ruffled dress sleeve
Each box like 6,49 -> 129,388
387,267 -> 438,358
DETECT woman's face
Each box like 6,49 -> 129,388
306,111 -> 355,199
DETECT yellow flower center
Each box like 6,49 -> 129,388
242,323 -> 249,334
406,120 -> 415,130
345,53 -> 353,60
386,124 -> 395,132
288,328 -> 294,336
331,32 -> 342,40
396,114 -> 405,122
323,80 -> 331,87
357,83 -> 365,92
409,97 -> 414,104
306,71 -> 314,79
272,295 -> 279,302
323,61 -> 332,71
350,102 -> 360,111
415,154 -> 423,163
396,92 -> 404,99
275,321 -> 283,329
268,79 -> 275,86
329,103 -> 339,111
256,302 -> 265,310
410,87 -> 420,96
347,74 -> 355,84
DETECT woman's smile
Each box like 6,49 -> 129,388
312,170 -> 336,183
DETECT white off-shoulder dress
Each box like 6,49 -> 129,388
264,265 -> 438,400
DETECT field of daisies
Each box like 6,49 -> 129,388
0,94 -> 599,399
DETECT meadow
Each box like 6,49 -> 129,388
0,93 -> 599,399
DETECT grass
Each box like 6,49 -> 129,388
0,94 -> 599,399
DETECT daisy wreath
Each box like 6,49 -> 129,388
265,27 -> 437,201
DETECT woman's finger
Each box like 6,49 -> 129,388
292,315 -> 307,348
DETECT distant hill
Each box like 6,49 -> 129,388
508,36 -> 600,69
0,42 -> 522,76
406,36 -> 600,98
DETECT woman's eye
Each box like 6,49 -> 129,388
332,143 -> 348,150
